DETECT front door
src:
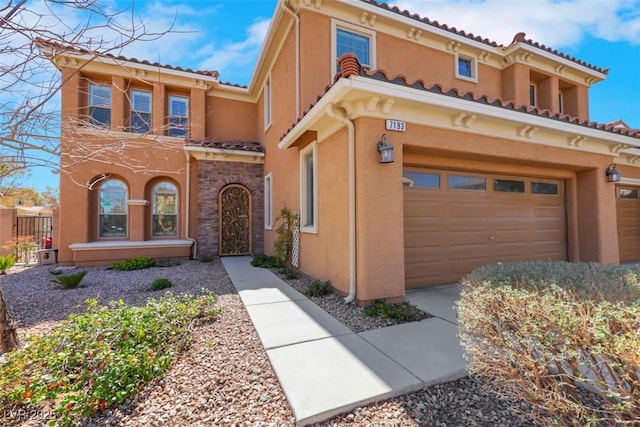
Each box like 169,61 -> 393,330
219,184 -> 252,256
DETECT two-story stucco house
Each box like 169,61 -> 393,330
42,0 -> 640,304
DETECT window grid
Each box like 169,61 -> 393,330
99,179 -> 127,238
89,83 -> 111,127
336,28 -> 370,67
130,89 -> 151,133
168,95 -> 189,137
458,58 -> 472,78
152,182 -> 178,237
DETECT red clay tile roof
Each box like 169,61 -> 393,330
37,38 -> 220,79
359,0 -> 608,74
185,138 -> 264,153
280,53 -> 639,141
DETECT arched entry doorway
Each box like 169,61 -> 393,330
218,184 -> 252,256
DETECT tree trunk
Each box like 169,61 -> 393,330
0,287 -> 18,354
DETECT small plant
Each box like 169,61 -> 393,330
0,254 -> 16,275
364,299 -> 426,322
51,270 -> 88,289
251,253 -> 282,268
150,278 -> 172,291
111,257 -> 155,271
280,266 -> 299,279
274,208 -> 296,267
4,236 -> 37,264
198,256 -> 213,263
49,269 -> 63,275
306,280 -> 332,297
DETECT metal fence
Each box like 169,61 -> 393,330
14,216 -> 53,263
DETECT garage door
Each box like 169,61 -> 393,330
403,168 -> 567,288
616,186 -> 640,262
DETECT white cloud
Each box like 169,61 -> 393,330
390,0 -> 640,48
197,18 -> 271,82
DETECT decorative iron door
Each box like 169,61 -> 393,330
219,185 -> 252,256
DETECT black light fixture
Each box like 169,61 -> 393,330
605,163 -> 621,183
377,134 -> 394,163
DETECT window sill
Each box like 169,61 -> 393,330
454,74 -> 478,83
69,240 -> 193,251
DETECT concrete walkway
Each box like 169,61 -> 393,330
222,257 -> 467,426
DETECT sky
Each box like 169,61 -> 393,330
20,0 -> 640,191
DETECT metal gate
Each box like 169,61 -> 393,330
14,216 -> 53,263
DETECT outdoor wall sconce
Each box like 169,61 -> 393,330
377,134 -> 394,163
606,163 -> 621,183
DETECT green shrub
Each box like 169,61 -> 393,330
198,257 -> 213,263
51,271 -> 88,289
280,266 -> 299,280
111,257 -> 155,271
363,299 -> 426,322
0,254 -> 16,275
458,261 -> 640,426
306,280 -> 332,297
150,278 -> 172,291
251,253 -> 282,268
0,292 -> 219,426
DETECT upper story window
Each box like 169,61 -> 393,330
99,178 -> 127,238
558,92 -> 564,114
455,54 -> 477,82
130,89 -> 151,133
331,20 -> 376,77
529,83 -> 537,106
168,95 -> 188,137
264,77 -> 272,129
89,83 -> 111,127
152,181 -> 178,237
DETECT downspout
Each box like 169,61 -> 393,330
184,151 -> 197,258
326,105 -> 356,303
281,0 -> 300,116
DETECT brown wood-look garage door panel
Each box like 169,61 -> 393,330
616,186 -> 640,262
404,170 -> 567,288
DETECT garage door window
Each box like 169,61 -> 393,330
619,188 -> 638,199
449,175 -> 486,191
494,179 -> 525,193
403,172 -> 439,189
531,182 -> 559,195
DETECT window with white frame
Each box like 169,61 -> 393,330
455,54 -> 477,82
89,83 -> 111,127
331,20 -> 376,77
152,181 -> 178,237
130,89 -> 152,133
264,77 -> 272,129
558,92 -> 564,114
264,173 -> 273,229
300,143 -> 317,231
529,83 -> 537,106
99,179 -> 127,238
168,95 -> 188,137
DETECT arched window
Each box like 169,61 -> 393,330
152,181 -> 178,237
99,179 -> 128,238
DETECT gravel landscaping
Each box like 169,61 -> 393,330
0,259 -> 553,426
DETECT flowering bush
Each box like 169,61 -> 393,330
0,292 -> 219,426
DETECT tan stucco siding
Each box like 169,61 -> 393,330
298,10 -> 333,116
206,96 -> 257,141
297,130 -> 351,294
353,118 -> 406,302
